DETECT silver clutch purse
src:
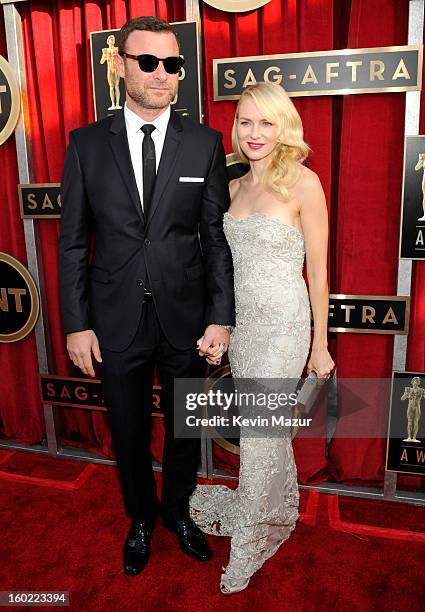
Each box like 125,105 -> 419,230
295,368 -> 336,415
291,369 -> 336,440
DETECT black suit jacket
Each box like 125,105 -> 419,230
58,109 -> 235,352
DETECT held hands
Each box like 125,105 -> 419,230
66,330 -> 102,378
307,346 -> 335,379
197,325 -> 230,366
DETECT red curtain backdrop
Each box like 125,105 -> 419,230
327,0 -> 409,485
0,9 -> 44,444
0,0 -> 424,488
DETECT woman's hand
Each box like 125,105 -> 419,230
307,347 -> 335,379
196,332 -> 227,366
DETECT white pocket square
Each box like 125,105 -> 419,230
179,177 -> 204,183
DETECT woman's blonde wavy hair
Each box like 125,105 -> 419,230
232,82 -> 310,201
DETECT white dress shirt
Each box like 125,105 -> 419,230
124,102 -> 171,210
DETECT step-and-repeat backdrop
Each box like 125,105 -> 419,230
1,2 -> 425,481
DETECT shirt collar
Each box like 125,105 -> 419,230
124,102 -> 171,136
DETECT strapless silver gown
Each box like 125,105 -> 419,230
189,212 -> 311,585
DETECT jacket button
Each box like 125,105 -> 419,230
144,238 -> 150,245
137,279 -> 143,287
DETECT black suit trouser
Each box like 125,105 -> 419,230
100,299 -> 205,521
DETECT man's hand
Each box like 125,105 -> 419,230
197,325 -> 230,366
66,330 -> 102,378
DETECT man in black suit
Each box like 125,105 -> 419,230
59,16 -> 235,576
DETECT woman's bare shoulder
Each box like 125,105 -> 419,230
293,165 -> 323,199
294,165 -> 326,212
296,164 -> 322,189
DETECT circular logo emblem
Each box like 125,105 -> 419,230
203,0 -> 272,12
0,253 -> 39,343
0,55 -> 20,146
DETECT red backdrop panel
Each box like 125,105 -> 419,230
327,0 -> 409,485
1,0 -> 423,490
0,9 -> 44,444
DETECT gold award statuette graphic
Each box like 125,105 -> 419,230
0,55 -> 20,146
414,153 -> 425,220
386,371 -> 425,475
100,34 -> 122,111
399,136 -> 425,260
203,0 -> 272,11
0,253 -> 40,343
401,377 -> 425,443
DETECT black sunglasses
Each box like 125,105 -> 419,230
122,53 -> 185,74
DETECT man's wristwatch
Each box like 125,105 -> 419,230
214,324 -> 234,334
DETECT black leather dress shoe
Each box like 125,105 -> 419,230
123,517 -> 156,576
162,517 -> 213,561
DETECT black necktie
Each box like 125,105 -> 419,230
141,124 -> 156,218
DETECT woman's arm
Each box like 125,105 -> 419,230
298,168 -> 335,377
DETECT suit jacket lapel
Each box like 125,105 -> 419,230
146,110 -> 183,228
108,110 -> 145,225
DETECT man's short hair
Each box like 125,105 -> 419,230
117,16 -> 180,55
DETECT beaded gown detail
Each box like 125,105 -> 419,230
189,212 -> 311,585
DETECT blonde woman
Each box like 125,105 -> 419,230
190,83 -> 334,594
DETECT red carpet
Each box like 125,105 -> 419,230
0,449 -> 424,611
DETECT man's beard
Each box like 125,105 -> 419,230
127,81 -> 176,110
